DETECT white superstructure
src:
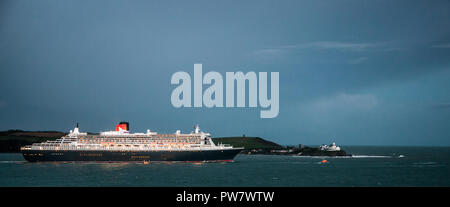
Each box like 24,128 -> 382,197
319,142 -> 341,151
21,124 -> 234,152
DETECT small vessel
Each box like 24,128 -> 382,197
295,141 -> 350,156
319,142 -> 341,151
21,122 -> 243,163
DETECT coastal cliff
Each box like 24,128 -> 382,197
0,130 -> 65,152
213,137 -> 350,156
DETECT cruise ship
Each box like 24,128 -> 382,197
21,122 -> 243,162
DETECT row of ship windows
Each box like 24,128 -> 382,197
83,137 -> 196,139
106,144 -> 194,147
26,153 -> 138,156
41,140 -> 202,144
80,142 -> 200,145
79,135 -> 202,138
24,153 -> 44,156
31,153 -> 153,157
36,144 -> 200,148
80,140 -> 201,143
50,138 -> 203,142
80,153 -> 102,157
130,156 -> 150,159
79,136 -> 203,139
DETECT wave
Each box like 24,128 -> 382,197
292,155 -> 392,159
412,162 -> 445,167
351,155 -> 392,158
0,161 -> 27,164
291,156 -> 350,159
413,162 -> 437,165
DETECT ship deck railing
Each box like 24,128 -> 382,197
25,145 -> 236,151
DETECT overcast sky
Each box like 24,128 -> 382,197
1,0 -> 450,146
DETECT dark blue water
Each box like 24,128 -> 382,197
1,146 -> 449,186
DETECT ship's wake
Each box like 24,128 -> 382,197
351,155 -> 393,158
0,161 -> 27,164
292,155 -> 394,159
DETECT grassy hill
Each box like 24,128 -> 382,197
212,137 -> 284,150
0,130 -> 64,152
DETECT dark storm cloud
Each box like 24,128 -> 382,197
1,0 -> 450,145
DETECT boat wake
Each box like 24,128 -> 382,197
0,161 -> 27,164
351,155 -> 392,158
413,162 -> 437,165
292,155 -> 393,159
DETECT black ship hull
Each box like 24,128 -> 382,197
22,148 -> 242,162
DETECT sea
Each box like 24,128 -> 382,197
1,146 -> 449,187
